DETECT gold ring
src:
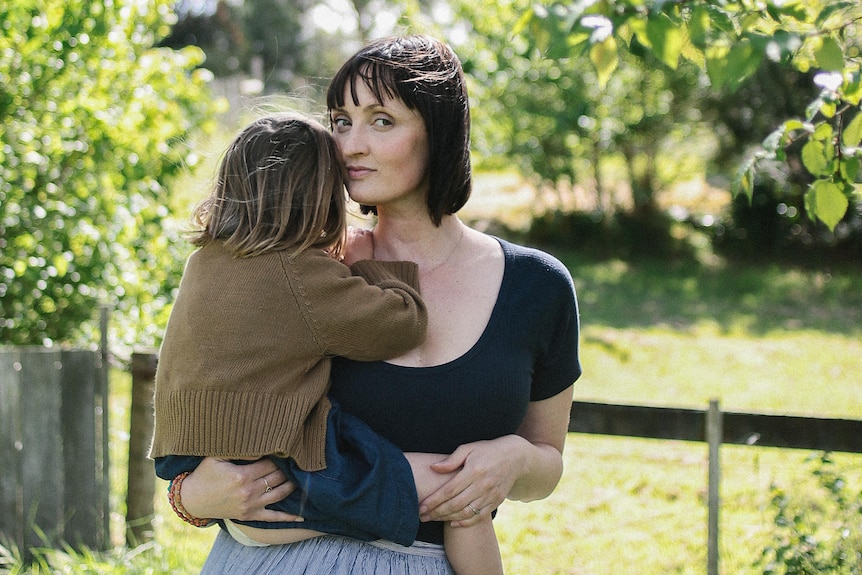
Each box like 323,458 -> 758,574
263,478 -> 273,493
467,503 -> 480,516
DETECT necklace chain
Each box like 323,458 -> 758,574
371,226 -> 465,273
423,227 -> 465,274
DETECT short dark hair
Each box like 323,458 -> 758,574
326,35 -> 471,226
190,113 -> 346,258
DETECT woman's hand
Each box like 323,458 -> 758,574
419,386 -> 573,528
418,434 -> 529,527
180,457 -> 301,523
342,226 -> 374,266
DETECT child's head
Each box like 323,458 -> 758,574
192,113 -> 346,258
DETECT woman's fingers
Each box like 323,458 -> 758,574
181,457 -> 303,522
261,469 -> 295,504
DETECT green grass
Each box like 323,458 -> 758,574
4,182 -> 862,574
491,251 -> 862,575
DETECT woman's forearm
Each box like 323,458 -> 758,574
508,385 -> 572,502
506,437 -> 564,502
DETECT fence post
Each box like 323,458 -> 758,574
60,349 -> 108,549
0,349 -> 25,553
707,399 -> 722,575
99,306 -> 111,544
126,351 -> 157,545
0,347 -> 107,556
17,348 -> 65,552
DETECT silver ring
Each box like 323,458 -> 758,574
263,478 -> 273,493
467,503 -> 480,516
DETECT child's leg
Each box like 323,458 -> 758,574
405,453 -> 503,575
444,520 -> 503,575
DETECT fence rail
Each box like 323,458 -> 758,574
568,400 -> 862,453
567,398 -> 862,575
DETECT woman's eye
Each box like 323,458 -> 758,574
372,117 -> 392,127
332,117 -> 350,128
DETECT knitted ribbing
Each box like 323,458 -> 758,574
149,243 -> 426,472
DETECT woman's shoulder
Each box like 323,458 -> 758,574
495,237 -> 573,284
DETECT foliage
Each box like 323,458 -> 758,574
758,452 -> 862,575
456,0 -> 710,215
0,0 -> 218,350
518,0 -> 862,231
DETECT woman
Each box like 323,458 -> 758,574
176,34 -> 581,574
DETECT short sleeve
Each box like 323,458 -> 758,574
530,254 -> 581,401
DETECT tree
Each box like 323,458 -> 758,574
457,0 -> 708,220
517,0 -> 862,231
160,0 -> 248,77
0,0 -> 218,350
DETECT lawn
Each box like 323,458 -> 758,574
4,179 -> 861,574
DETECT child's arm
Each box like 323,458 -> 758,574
222,451 -> 453,547
283,249 -> 428,361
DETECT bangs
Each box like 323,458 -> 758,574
328,60 -> 409,110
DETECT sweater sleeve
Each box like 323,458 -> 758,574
280,250 -> 428,361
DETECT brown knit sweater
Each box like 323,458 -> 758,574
148,242 -> 427,471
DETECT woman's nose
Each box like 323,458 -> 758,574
337,126 -> 367,157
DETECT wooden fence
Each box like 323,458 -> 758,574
5,345 -> 858,571
0,346 -> 110,556
568,400 -> 862,452
567,399 -> 862,575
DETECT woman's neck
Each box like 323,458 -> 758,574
372,214 -> 465,271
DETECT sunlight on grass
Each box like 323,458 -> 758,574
6,169 -> 861,574
578,327 -> 862,418
495,436 -> 862,575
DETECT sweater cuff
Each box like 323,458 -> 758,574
349,260 -> 421,291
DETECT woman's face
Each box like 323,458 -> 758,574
330,81 -> 430,210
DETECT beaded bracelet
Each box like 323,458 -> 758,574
168,471 -> 216,527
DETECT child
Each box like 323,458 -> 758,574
149,113 -> 502,574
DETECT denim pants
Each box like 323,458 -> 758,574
155,400 -> 420,546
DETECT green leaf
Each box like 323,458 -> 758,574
841,113 -> 862,148
689,5 -> 710,49
806,97 -> 825,121
844,73 -> 862,105
733,160 -> 755,201
762,127 -> 784,152
807,180 -> 849,231
706,37 -> 764,92
512,7 -> 534,37
590,36 -> 619,88
813,122 -> 834,142
645,14 -> 682,69
705,45 -> 730,89
815,1 -> 858,27
801,140 -> 830,176
840,157 -> 860,182
814,37 -> 844,72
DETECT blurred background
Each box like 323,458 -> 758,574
1,1 -> 860,574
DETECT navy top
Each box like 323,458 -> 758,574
329,237 -> 581,544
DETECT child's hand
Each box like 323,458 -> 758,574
342,226 -> 374,265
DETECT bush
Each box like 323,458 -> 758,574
758,453 -> 862,575
526,207 -> 696,260
0,0 -> 218,351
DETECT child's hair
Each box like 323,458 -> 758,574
190,113 -> 346,259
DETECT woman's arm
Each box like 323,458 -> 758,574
179,457 -> 300,523
418,384 -> 574,527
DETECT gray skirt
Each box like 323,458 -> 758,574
200,529 -> 456,575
